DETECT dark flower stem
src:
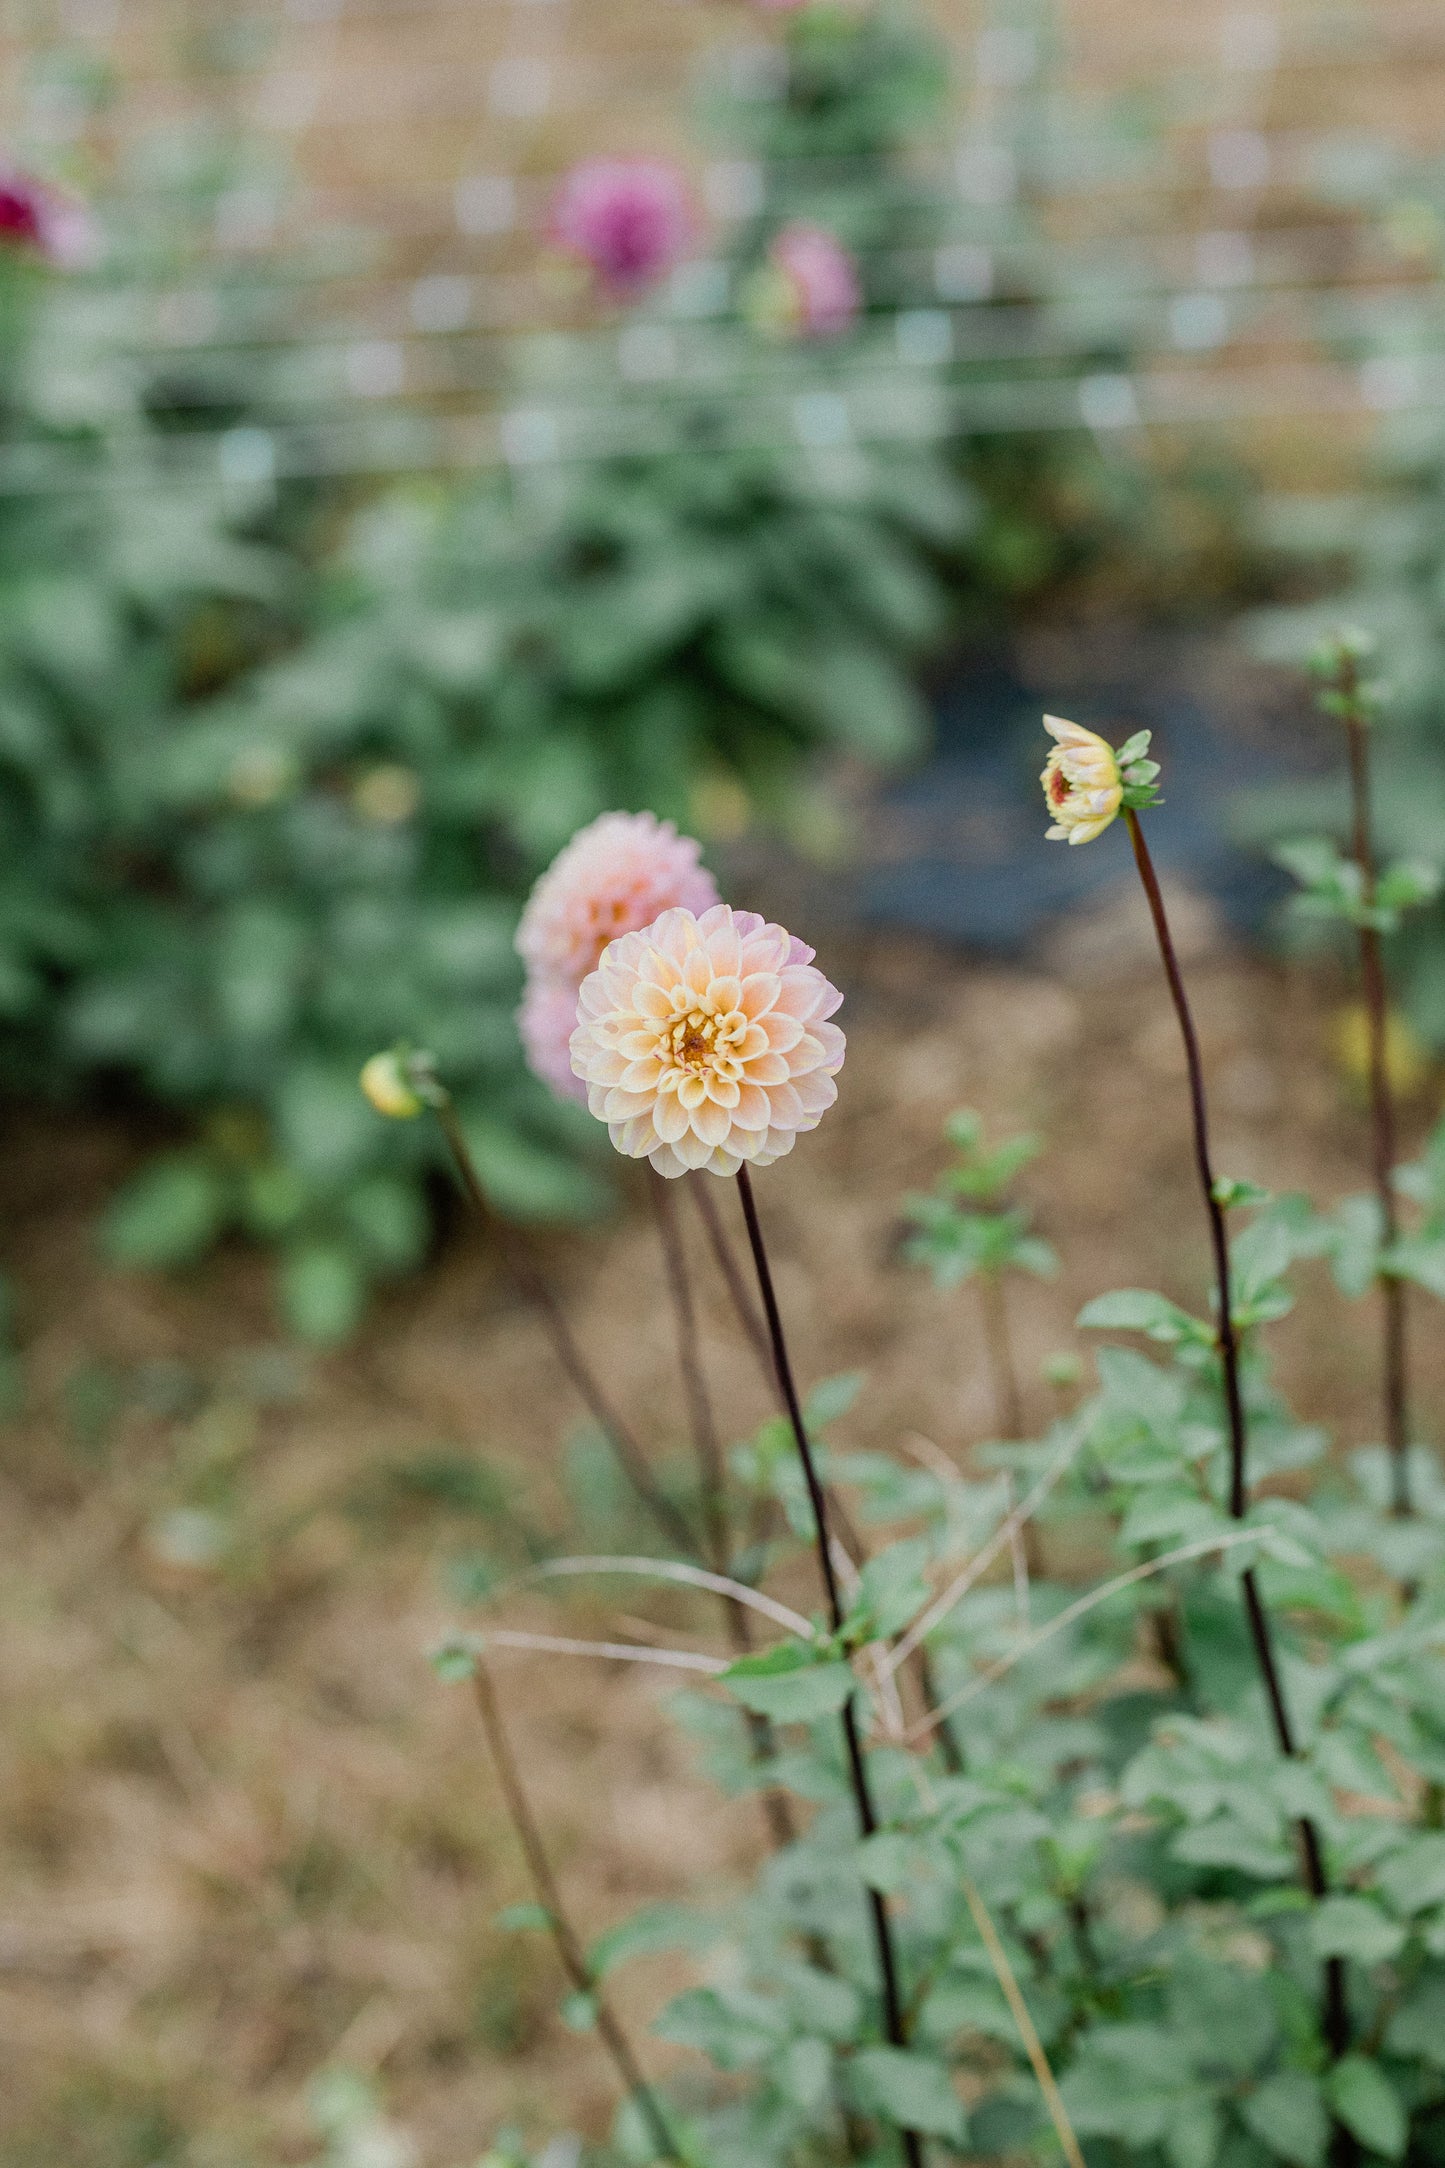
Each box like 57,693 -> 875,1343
979,1272 -> 1026,1443
647,1168 -> 798,1852
1124,810 -> 1349,2062
430,1097 -> 697,1559
1335,651 -> 1412,1517
471,1658 -> 682,2165
648,1170 -> 728,1571
735,1164 -> 926,2168
690,1176 -> 777,1387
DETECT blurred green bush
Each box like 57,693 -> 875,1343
0,0 -> 1164,1339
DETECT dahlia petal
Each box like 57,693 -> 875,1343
690,1096 -> 732,1146
653,1092 -> 690,1142
602,1086 -> 657,1121
812,1020 -> 846,1068
763,1081 -> 804,1129
732,1083 -> 772,1130
743,1051 -> 790,1086
677,1074 -> 708,1110
647,1142 -> 690,1178
793,1070 -> 837,1115
760,1011 -> 804,1053
671,1127 -> 715,1168
739,973 -> 782,1020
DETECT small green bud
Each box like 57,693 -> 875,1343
430,1634 -> 483,1682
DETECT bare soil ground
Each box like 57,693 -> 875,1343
1,898 -> 1440,2166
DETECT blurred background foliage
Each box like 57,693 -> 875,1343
3,0 -> 1445,1337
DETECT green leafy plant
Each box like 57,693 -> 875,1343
416,706 -> 1445,2168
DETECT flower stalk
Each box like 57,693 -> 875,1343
735,1164 -> 926,2168
470,1655 -> 683,2164
1123,807 -> 1349,2060
1329,641 -> 1413,1517
647,1166 -> 798,1851
368,1052 -> 698,1561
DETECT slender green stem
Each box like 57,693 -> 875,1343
429,1097 -> 698,1559
1336,651 -> 1412,1517
1124,810 -> 1349,2062
471,1658 -> 682,2164
734,1165 -> 926,2168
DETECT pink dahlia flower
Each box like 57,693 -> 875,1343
516,811 -> 720,992
570,902 -> 845,1178
550,159 -> 693,296
762,221 -> 861,339
0,172 -> 96,266
517,977 -> 588,1106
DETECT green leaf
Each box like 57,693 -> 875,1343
654,1985 -> 780,2069
1326,2057 -> 1406,2160
589,1905 -> 712,1980
774,2035 -> 832,2111
1078,1288 -> 1205,1344
1240,2071 -> 1329,2168
1385,1971 -> 1445,2067
103,1156 -> 229,1270
1309,1895 -> 1406,1964
279,1242 -> 368,1344
847,2046 -> 968,2141
854,1537 -> 932,1642
1376,1833 -> 1445,1915
495,1901 -> 552,1934
721,1643 -> 855,1723
1387,1238 -> 1445,1301
804,1371 -> 865,1429
559,1988 -> 597,2032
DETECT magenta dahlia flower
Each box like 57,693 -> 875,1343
550,158 -> 693,296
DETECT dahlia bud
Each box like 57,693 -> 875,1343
360,1049 -> 429,1120
1041,716 -> 1160,845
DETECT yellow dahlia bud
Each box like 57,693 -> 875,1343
360,1050 -> 424,1120
1041,715 -> 1124,846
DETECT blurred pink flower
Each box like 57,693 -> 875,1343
0,171 -> 97,267
550,159 -> 693,296
517,811 -> 719,992
756,221 -> 861,339
570,902 -> 845,1177
517,977 -> 588,1106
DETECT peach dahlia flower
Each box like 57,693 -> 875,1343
569,904 -> 844,1177
1041,714 -> 1123,846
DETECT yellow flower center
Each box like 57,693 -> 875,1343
652,992 -> 748,1090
